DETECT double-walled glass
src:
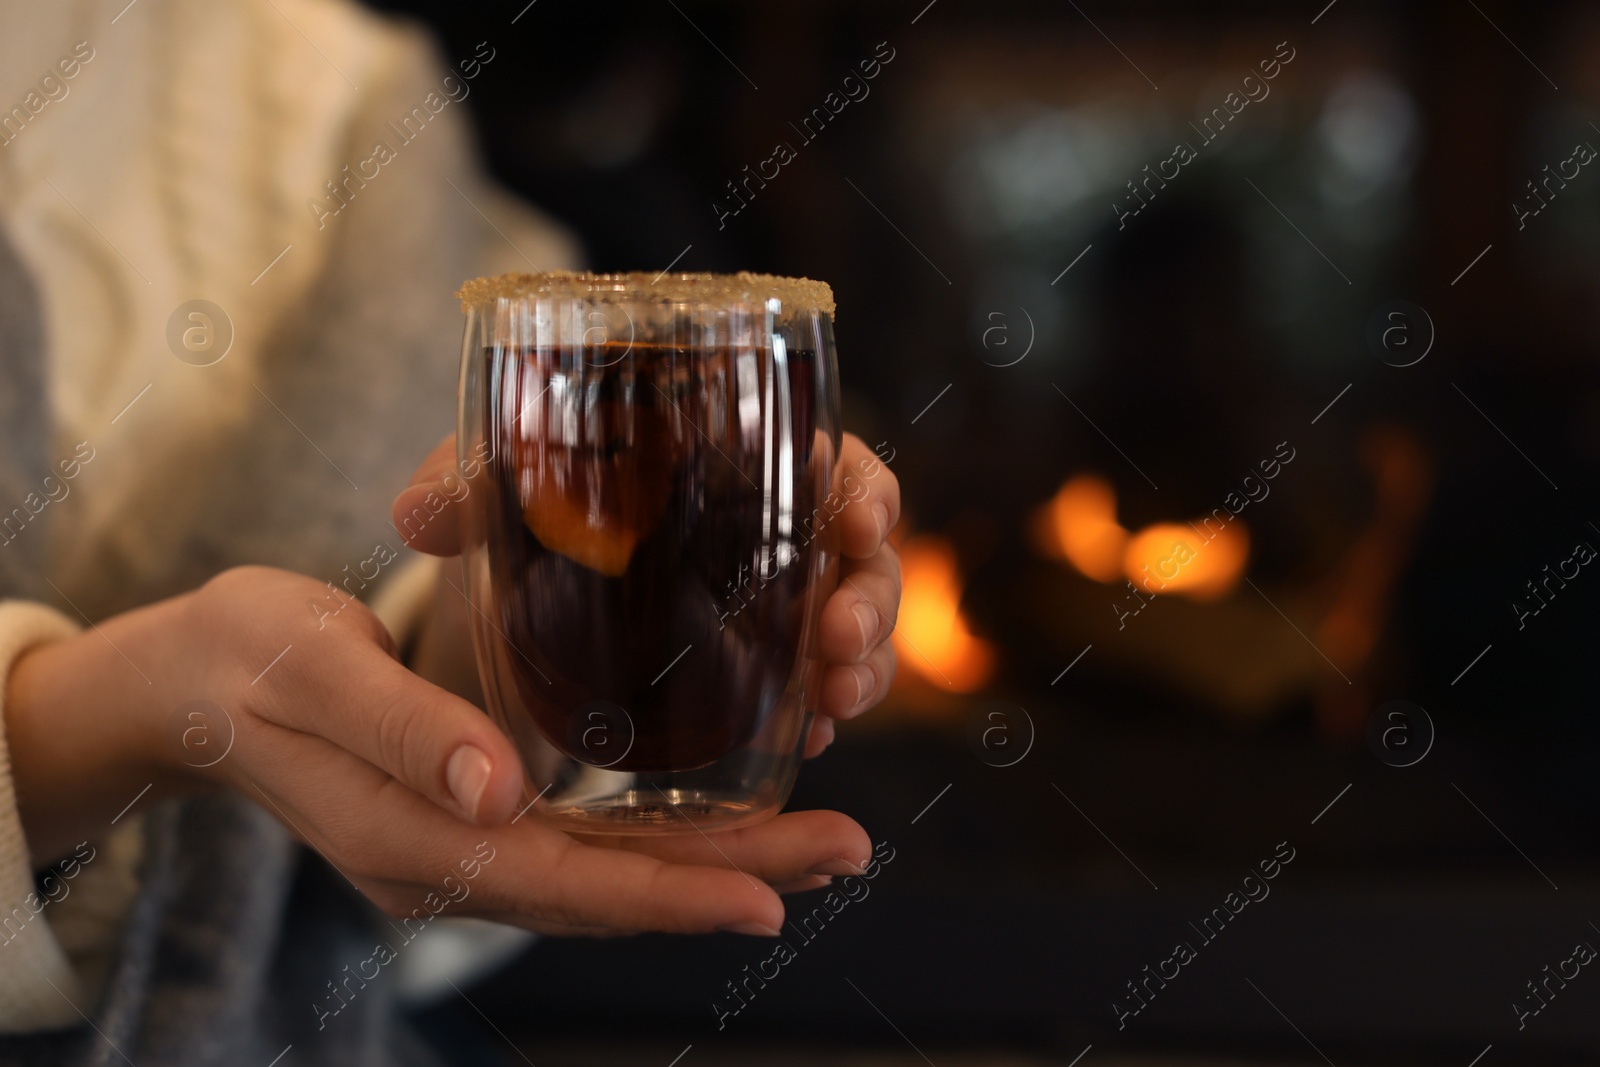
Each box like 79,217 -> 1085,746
456,272 -> 842,834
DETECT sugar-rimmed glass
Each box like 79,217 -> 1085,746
455,271 -> 842,834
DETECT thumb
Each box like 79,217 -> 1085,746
393,434 -> 471,557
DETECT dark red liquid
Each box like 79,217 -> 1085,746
483,342 -> 830,772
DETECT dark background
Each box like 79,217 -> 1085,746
368,1 -> 1600,1061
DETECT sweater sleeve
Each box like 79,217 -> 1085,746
0,601 -> 98,1031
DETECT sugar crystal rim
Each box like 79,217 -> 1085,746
456,270 -> 835,317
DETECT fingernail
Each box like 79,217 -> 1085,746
447,745 -> 492,821
844,663 -> 874,714
720,921 -> 782,937
853,600 -> 879,651
806,858 -> 864,877
872,501 -> 890,541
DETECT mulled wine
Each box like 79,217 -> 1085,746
481,340 -> 828,773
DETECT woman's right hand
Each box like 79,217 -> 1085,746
5,565 -> 872,936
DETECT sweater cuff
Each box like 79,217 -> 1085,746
0,599 -> 93,1032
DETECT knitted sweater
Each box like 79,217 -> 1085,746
0,0 -> 576,1058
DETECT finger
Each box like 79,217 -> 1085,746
473,910 -> 635,938
392,434 -> 468,557
236,738 -> 438,902
773,875 -> 832,895
238,735 -> 559,930
600,808 -> 871,883
269,741 -> 791,937
388,835 -> 787,937
489,835 -> 787,935
251,633 -> 524,826
817,543 -> 901,664
817,640 -> 896,720
804,716 -> 835,757
834,433 -> 900,560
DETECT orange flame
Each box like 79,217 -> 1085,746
1122,520 -> 1249,601
893,535 -> 995,692
1032,474 -> 1128,582
1034,474 -> 1250,600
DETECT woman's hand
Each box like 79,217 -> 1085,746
5,567 -> 872,936
393,431 -> 903,757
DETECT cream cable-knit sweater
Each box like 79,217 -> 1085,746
0,0 -> 577,1033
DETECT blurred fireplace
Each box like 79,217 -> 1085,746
372,0 -> 1600,1057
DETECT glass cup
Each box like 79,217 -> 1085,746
455,271 -> 842,834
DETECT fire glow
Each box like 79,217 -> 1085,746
892,535 -> 995,692
1033,473 -> 1250,600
